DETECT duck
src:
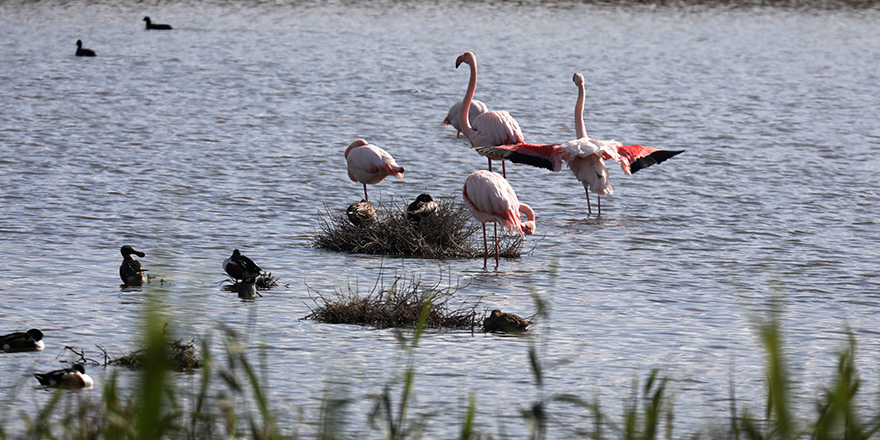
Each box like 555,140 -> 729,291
143,16 -> 173,30
75,40 -> 96,57
34,364 -> 94,389
1,329 -> 44,353
405,193 -> 438,224
223,249 -> 262,283
483,310 -> 531,333
120,245 -> 147,286
346,200 -> 377,226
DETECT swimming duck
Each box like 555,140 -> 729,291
75,40 -> 96,57
483,310 -> 531,333
34,364 -> 94,389
120,245 -> 147,286
143,16 -> 173,30
1,329 -> 44,353
223,249 -> 262,283
405,193 -> 438,224
346,200 -> 377,226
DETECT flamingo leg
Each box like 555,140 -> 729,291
482,223 -> 488,268
585,188 -> 592,217
597,197 -> 601,217
487,157 -> 492,173
494,223 -> 499,269
501,160 -> 506,179
363,183 -> 369,203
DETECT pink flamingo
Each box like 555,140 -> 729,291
345,139 -> 404,202
456,52 -> 525,178
474,73 -> 683,216
463,170 -> 535,269
443,99 -> 489,137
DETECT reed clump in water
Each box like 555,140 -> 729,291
304,271 -> 480,330
106,338 -> 202,372
310,196 -> 524,259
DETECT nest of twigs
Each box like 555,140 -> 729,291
304,272 -> 480,330
222,272 -> 281,292
310,196 -> 524,259
106,339 -> 202,371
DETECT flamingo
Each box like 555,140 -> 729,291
443,99 -> 489,137
473,73 -> 684,216
463,170 -> 535,269
456,52 -> 525,178
345,139 -> 404,202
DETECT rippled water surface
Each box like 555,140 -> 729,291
1,0 -> 879,436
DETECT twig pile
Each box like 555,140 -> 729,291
304,272 -> 480,330
310,196 -> 524,259
105,339 -> 202,371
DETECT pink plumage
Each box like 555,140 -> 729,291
345,139 -> 404,202
456,52 -> 525,177
472,73 -> 683,216
463,170 -> 535,268
443,99 -> 490,137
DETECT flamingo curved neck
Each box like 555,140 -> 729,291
519,203 -> 536,235
575,83 -> 587,139
460,60 -> 478,140
519,203 -> 535,222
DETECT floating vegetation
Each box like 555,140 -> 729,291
304,271 -> 480,330
101,339 -> 202,372
222,272 -> 281,293
311,195 -> 524,259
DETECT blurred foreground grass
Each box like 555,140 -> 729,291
3,284 -> 879,439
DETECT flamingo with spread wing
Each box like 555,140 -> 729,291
474,73 -> 683,216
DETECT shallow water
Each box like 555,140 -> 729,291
1,0 -> 879,436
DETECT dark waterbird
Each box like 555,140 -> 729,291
34,364 -> 93,389
120,245 -> 147,286
143,16 -> 172,30
483,310 -> 531,333
1,328 -> 44,353
405,193 -> 438,224
346,199 -> 377,226
75,40 -> 96,57
223,249 -> 262,283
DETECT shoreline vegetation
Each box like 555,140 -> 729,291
4,280 -> 879,439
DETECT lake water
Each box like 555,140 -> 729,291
1,0 -> 879,437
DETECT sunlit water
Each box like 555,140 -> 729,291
1,0 -> 879,436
